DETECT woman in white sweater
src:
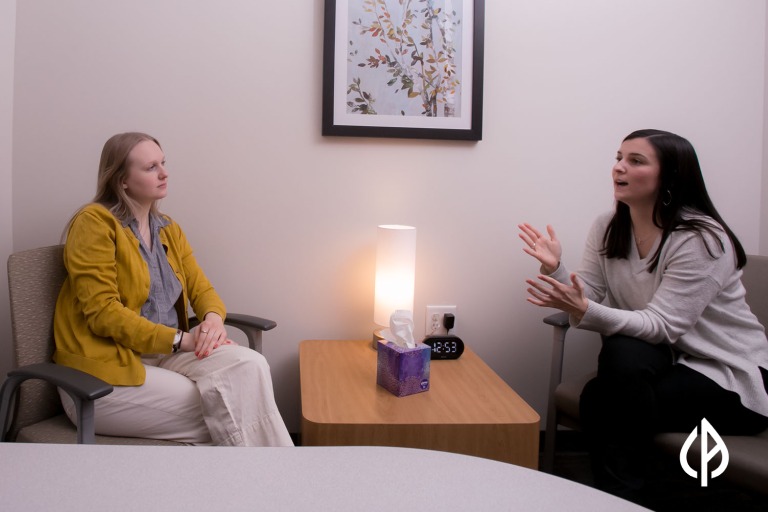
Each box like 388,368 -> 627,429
519,129 -> 768,499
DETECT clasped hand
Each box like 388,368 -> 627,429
180,312 -> 234,359
518,223 -> 588,321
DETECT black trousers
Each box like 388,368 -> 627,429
580,335 -> 768,492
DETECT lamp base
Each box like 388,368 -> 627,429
372,328 -> 386,350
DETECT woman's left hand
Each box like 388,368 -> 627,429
194,313 -> 228,359
525,272 -> 588,322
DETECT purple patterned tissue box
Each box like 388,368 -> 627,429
376,341 -> 431,397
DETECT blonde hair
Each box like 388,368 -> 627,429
61,132 -> 163,242
94,132 -> 162,223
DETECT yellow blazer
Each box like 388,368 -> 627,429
53,203 -> 226,385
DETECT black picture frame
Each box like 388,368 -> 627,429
322,0 -> 485,141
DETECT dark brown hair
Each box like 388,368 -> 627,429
602,129 -> 745,271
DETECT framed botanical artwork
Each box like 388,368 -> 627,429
322,0 -> 485,141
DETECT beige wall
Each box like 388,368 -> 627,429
764,2 -> 768,255
6,0 -> 768,433
0,0 -> 17,382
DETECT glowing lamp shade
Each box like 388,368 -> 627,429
373,225 -> 417,327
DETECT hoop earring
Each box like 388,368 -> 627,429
662,189 -> 672,207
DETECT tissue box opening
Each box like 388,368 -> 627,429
376,341 -> 430,397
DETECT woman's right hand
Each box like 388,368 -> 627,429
518,223 -> 562,275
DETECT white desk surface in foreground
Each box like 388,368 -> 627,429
0,443 -> 648,511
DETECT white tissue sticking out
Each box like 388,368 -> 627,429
388,310 -> 416,348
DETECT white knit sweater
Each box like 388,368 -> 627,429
552,210 -> 768,417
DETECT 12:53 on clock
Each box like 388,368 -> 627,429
422,335 -> 465,360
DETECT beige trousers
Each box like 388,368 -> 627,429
59,344 -> 293,446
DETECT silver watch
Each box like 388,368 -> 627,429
172,329 -> 183,353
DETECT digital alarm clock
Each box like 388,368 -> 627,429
422,335 -> 465,360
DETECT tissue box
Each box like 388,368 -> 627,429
376,341 -> 431,397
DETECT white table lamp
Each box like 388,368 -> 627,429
373,225 -> 416,346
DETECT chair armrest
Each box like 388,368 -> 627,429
0,363 -> 112,444
224,313 -> 277,333
8,363 -> 113,401
544,311 -> 571,394
189,313 -> 277,353
543,311 -> 570,328
542,311 -> 571,472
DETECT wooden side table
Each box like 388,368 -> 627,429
300,339 -> 540,469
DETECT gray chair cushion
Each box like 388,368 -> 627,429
17,414 -> 182,446
655,429 -> 768,495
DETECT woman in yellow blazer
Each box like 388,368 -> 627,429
53,132 -> 292,446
